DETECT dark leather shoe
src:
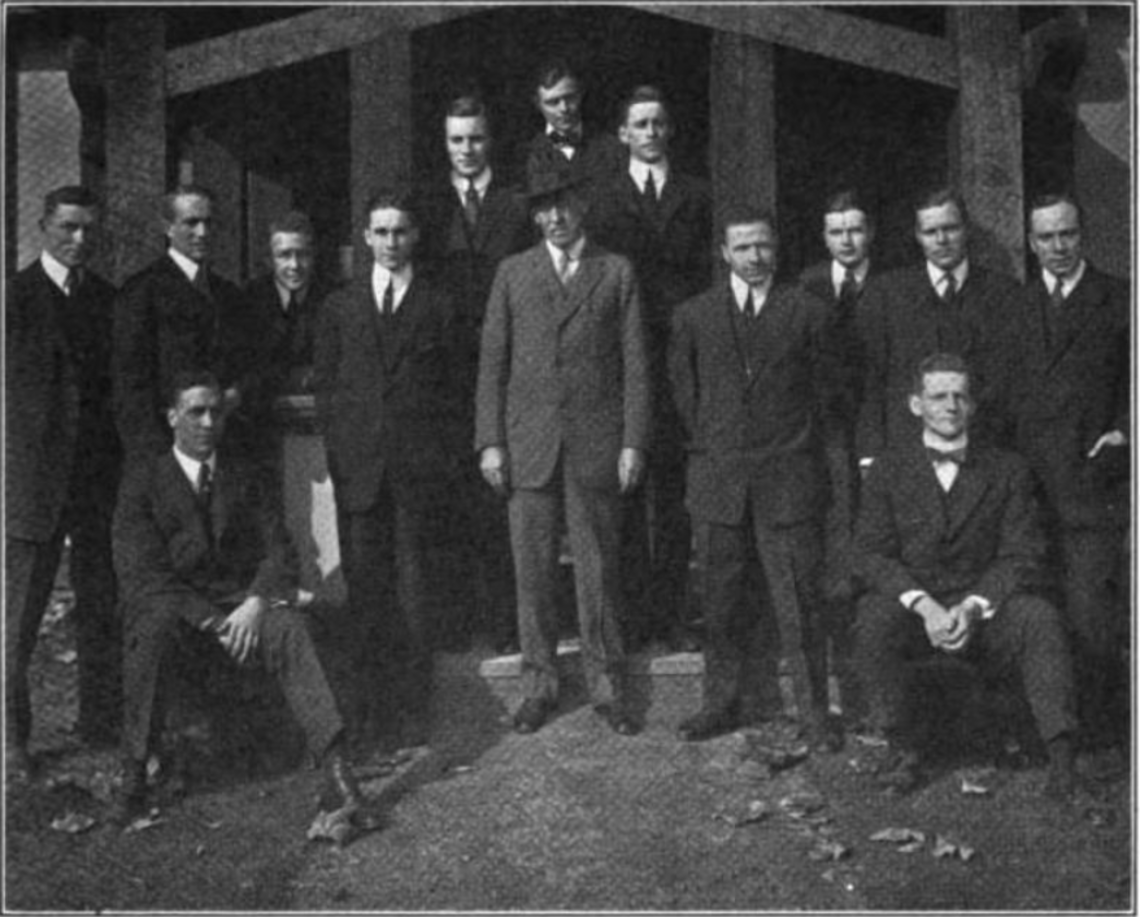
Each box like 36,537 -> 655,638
513,697 -> 553,734
111,759 -> 148,828
324,748 -> 383,831
803,714 -> 843,754
678,705 -> 739,742
595,703 -> 638,736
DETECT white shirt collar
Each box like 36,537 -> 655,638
451,167 -> 492,200
546,234 -> 586,267
923,429 -> 968,453
629,158 -> 669,196
168,247 -> 202,283
371,263 -> 413,313
926,258 -> 969,292
730,272 -> 772,313
275,280 -> 307,310
40,250 -> 72,292
1043,259 -> 1086,298
173,446 -> 217,493
830,259 -> 869,294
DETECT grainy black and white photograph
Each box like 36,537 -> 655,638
3,2 -> 1134,911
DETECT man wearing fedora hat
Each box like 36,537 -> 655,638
475,168 -> 650,736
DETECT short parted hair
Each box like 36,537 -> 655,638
446,94 -> 490,126
267,210 -> 315,244
719,205 -> 777,242
913,186 -> 968,224
363,187 -> 418,228
162,184 -> 215,222
824,189 -> 874,226
913,352 -> 971,395
534,58 -> 578,96
167,369 -> 222,409
618,84 -> 670,125
1028,191 -> 1084,226
42,185 -> 98,219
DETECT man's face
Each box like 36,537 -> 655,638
41,203 -> 98,269
446,115 -> 491,179
915,202 -> 967,272
1028,201 -> 1083,281
533,191 -> 587,250
364,207 -> 418,272
823,209 -> 873,269
909,370 -> 973,441
721,221 -> 778,286
270,231 -> 314,293
619,100 -> 672,165
166,194 -> 212,263
168,385 -> 225,461
536,76 -> 582,134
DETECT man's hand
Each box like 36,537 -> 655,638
1088,430 -> 1126,459
618,448 -> 645,494
940,598 -> 983,654
480,446 -> 510,497
217,596 -> 267,664
912,596 -> 956,650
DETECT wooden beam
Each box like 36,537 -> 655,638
948,7 -> 1025,279
640,4 -> 959,89
166,5 -> 480,97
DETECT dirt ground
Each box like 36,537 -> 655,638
3,591 -> 1134,913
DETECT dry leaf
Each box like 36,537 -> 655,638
307,808 -> 356,847
124,810 -> 166,834
870,827 -> 926,845
960,777 -> 990,796
898,840 -> 924,854
50,811 -> 96,834
809,839 -> 851,861
54,649 -> 78,664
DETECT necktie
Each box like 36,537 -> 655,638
550,131 -> 578,149
193,266 -> 212,299
1049,280 -> 1066,308
941,271 -> 957,306
927,446 -> 966,465
838,268 -> 858,307
63,268 -> 77,297
643,171 -> 658,203
463,179 -> 480,228
382,280 -> 395,316
744,290 -> 759,319
285,291 -> 298,315
197,462 -> 214,541
556,250 -> 571,285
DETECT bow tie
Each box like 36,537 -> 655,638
927,446 -> 966,465
549,131 -> 579,149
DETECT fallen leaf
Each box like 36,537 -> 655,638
717,799 -> 770,827
809,839 -> 851,861
451,765 -> 474,774
960,777 -> 990,796
50,811 -> 96,834
870,827 -> 926,845
194,844 -> 207,857
898,840 -> 924,854
307,807 -> 356,847
854,732 -> 889,748
933,834 -> 976,861
750,743 -> 809,771
779,793 -> 825,818
124,810 -> 166,834
54,649 -> 78,665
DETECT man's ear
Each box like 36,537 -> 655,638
908,394 -> 923,418
167,407 -> 179,430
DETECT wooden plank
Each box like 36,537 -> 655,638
641,4 -> 959,89
948,7 -> 1025,279
166,5 -> 479,97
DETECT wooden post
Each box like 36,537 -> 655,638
709,31 -> 777,231
948,7 -> 1025,279
103,10 -> 166,284
349,31 -> 412,278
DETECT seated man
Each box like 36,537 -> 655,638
112,370 -> 377,832
854,353 -> 1078,796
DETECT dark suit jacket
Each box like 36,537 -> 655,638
799,260 -> 871,450
522,130 -> 625,191
113,254 -> 257,458
113,450 -> 298,634
418,177 -> 533,407
587,169 -> 712,331
1007,263 -> 1130,529
6,260 -> 120,542
314,272 -> 458,513
855,439 -> 1045,607
475,240 -> 650,491
669,281 -> 829,527
855,262 -> 1020,459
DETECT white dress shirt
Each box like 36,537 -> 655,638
169,246 -> 203,284
628,159 -> 668,198
730,272 -> 772,314
371,263 -> 413,313
173,447 -> 217,495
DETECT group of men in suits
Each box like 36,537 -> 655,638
5,56 -> 1127,826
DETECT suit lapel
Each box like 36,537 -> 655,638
713,286 -> 752,388
159,453 -> 212,546
555,245 -> 606,327
472,182 -> 509,252
944,448 -> 995,538
1050,269 -> 1104,369
656,174 -> 686,228
386,276 -> 433,372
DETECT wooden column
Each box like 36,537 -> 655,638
349,31 -> 411,279
104,10 -> 166,284
709,31 -> 777,230
948,7 -> 1024,279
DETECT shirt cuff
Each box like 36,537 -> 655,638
900,589 -> 928,611
966,595 -> 995,619
859,457 -> 875,468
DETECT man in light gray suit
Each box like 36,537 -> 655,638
475,169 -> 650,736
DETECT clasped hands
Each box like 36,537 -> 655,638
199,595 -> 268,664
480,446 -> 645,496
913,595 -> 985,654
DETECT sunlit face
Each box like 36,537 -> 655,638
270,231 -> 314,293
166,194 -> 212,263
446,115 -> 491,179
536,76 -> 582,134
721,221 -> 777,286
915,202 -> 967,272
909,370 -> 973,441
41,203 -> 98,269
1028,201 -> 1083,281
619,100 -> 672,165
823,209 -> 873,269
363,207 -> 418,272
168,385 -> 225,461
533,190 -> 587,250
